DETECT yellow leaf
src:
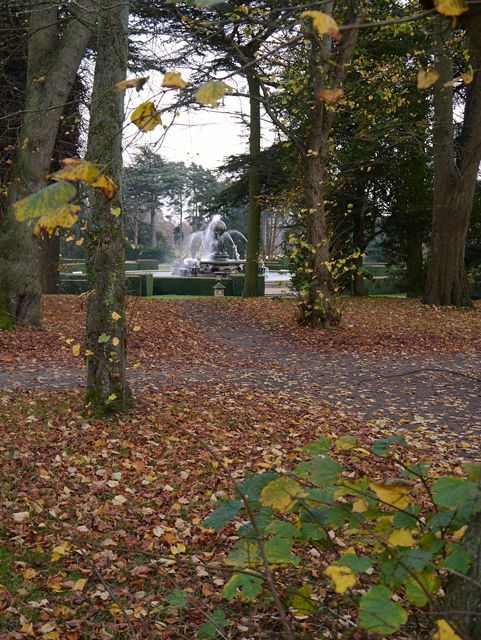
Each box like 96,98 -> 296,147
432,619 -> 463,640
112,311 -> 121,321
40,623 -> 56,634
21,623 -> 35,637
434,0 -> 468,17
51,542 -> 70,561
112,337 -> 120,346
76,237 -> 84,246
195,81 -> 233,107
417,66 -> 440,89
113,76 -> 149,92
317,88 -> 344,103
22,568 -> 38,580
370,479 -> 413,510
133,325 -> 141,332
72,344 -> 81,356
73,578 -> 87,592
85,349 -> 94,356
108,394 -> 117,401
50,158 -> 117,199
388,528 -> 415,547
162,72 -> 187,89
34,203 -> 80,236
324,565 -> 356,594
111,207 -> 121,217
260,476 -> 307,513
43,632 -> 59,640
301,11 -> 342,41
462,65 -> 474,84
352,498 -> 367,513
133,363 -> 141,370
131,102 -> 162,131
444,65 -> 474,87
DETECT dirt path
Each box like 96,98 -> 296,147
1,299 -> 480,449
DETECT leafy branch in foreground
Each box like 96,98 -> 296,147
203,433 -> 480,639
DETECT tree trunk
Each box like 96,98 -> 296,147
151,210 -> 156,248
352,213 -> 365,296
243,69 -> 262,298
84,0 -> 130,416
0,0 -> 96,327
423,24 -> 481,307
302,1 -> 361,328
38,233 -> 60,294
445,508 -> 481,639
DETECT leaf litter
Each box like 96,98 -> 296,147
0,295 -> 480,638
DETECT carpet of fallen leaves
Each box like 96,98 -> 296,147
0,296 -> 480,640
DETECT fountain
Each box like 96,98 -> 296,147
172,215 -> 265,276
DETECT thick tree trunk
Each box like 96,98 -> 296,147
243,69 -> 262,298
424,25 -> 481,307
84,0 -> 130,416
0,0 -> 96,327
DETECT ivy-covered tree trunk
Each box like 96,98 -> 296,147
423,27 -> 481,307
0,0 -> 96,329
84,0 -> 130,416
243,69 -> 262,298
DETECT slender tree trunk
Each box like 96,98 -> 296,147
302,1 -> 362,327
84,0 -> 130,416
352,212 -> 365,296
423,25 -> 481,307
243,69 -> 262,298
0,0 -> 96,328
38,233 -> 60,294
151,210 -> 156,248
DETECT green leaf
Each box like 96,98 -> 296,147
405,570 -> 441,607
225,540 -> 260,568
444,548 -> 472,574
164,589 -> 187,609
264,536 -> 299,565
359,586 -> 408,634
292,585 -> 316,614
264,520 -> 300,539
297,456 -> 342,487
201,499 -> 243,531
195,81 -> 233,107
198,608 -> 228,639
260,477 -> 307,513
400,462 -> 431,479
235,472 -> 278,509
98,334 -> 110,343
338,553 -> 372,574
432,477 -> 478,508
393,505 -> 421,529
13,181 -> 77,222
222,572 -> 263,600
300,522 -> 328,543
372,435 -> 408,458
463,463 -> 481,483
303,436 -> 332,456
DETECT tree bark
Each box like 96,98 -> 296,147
243,69 -> 262,298
423,24 -> 481,307
0,0 -> 96,328
302,1 -> 362,328
84,0 -> 130,416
